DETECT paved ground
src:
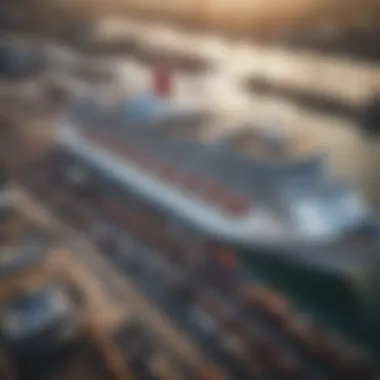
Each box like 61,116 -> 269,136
13,185 -> 226,380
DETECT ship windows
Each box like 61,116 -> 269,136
85,131 -> 255,217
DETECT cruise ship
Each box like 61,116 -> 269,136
22,93 -> 380,376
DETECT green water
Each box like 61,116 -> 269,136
239,248 -> 380,353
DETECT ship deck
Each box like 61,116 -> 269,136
56,124 -> 380,279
